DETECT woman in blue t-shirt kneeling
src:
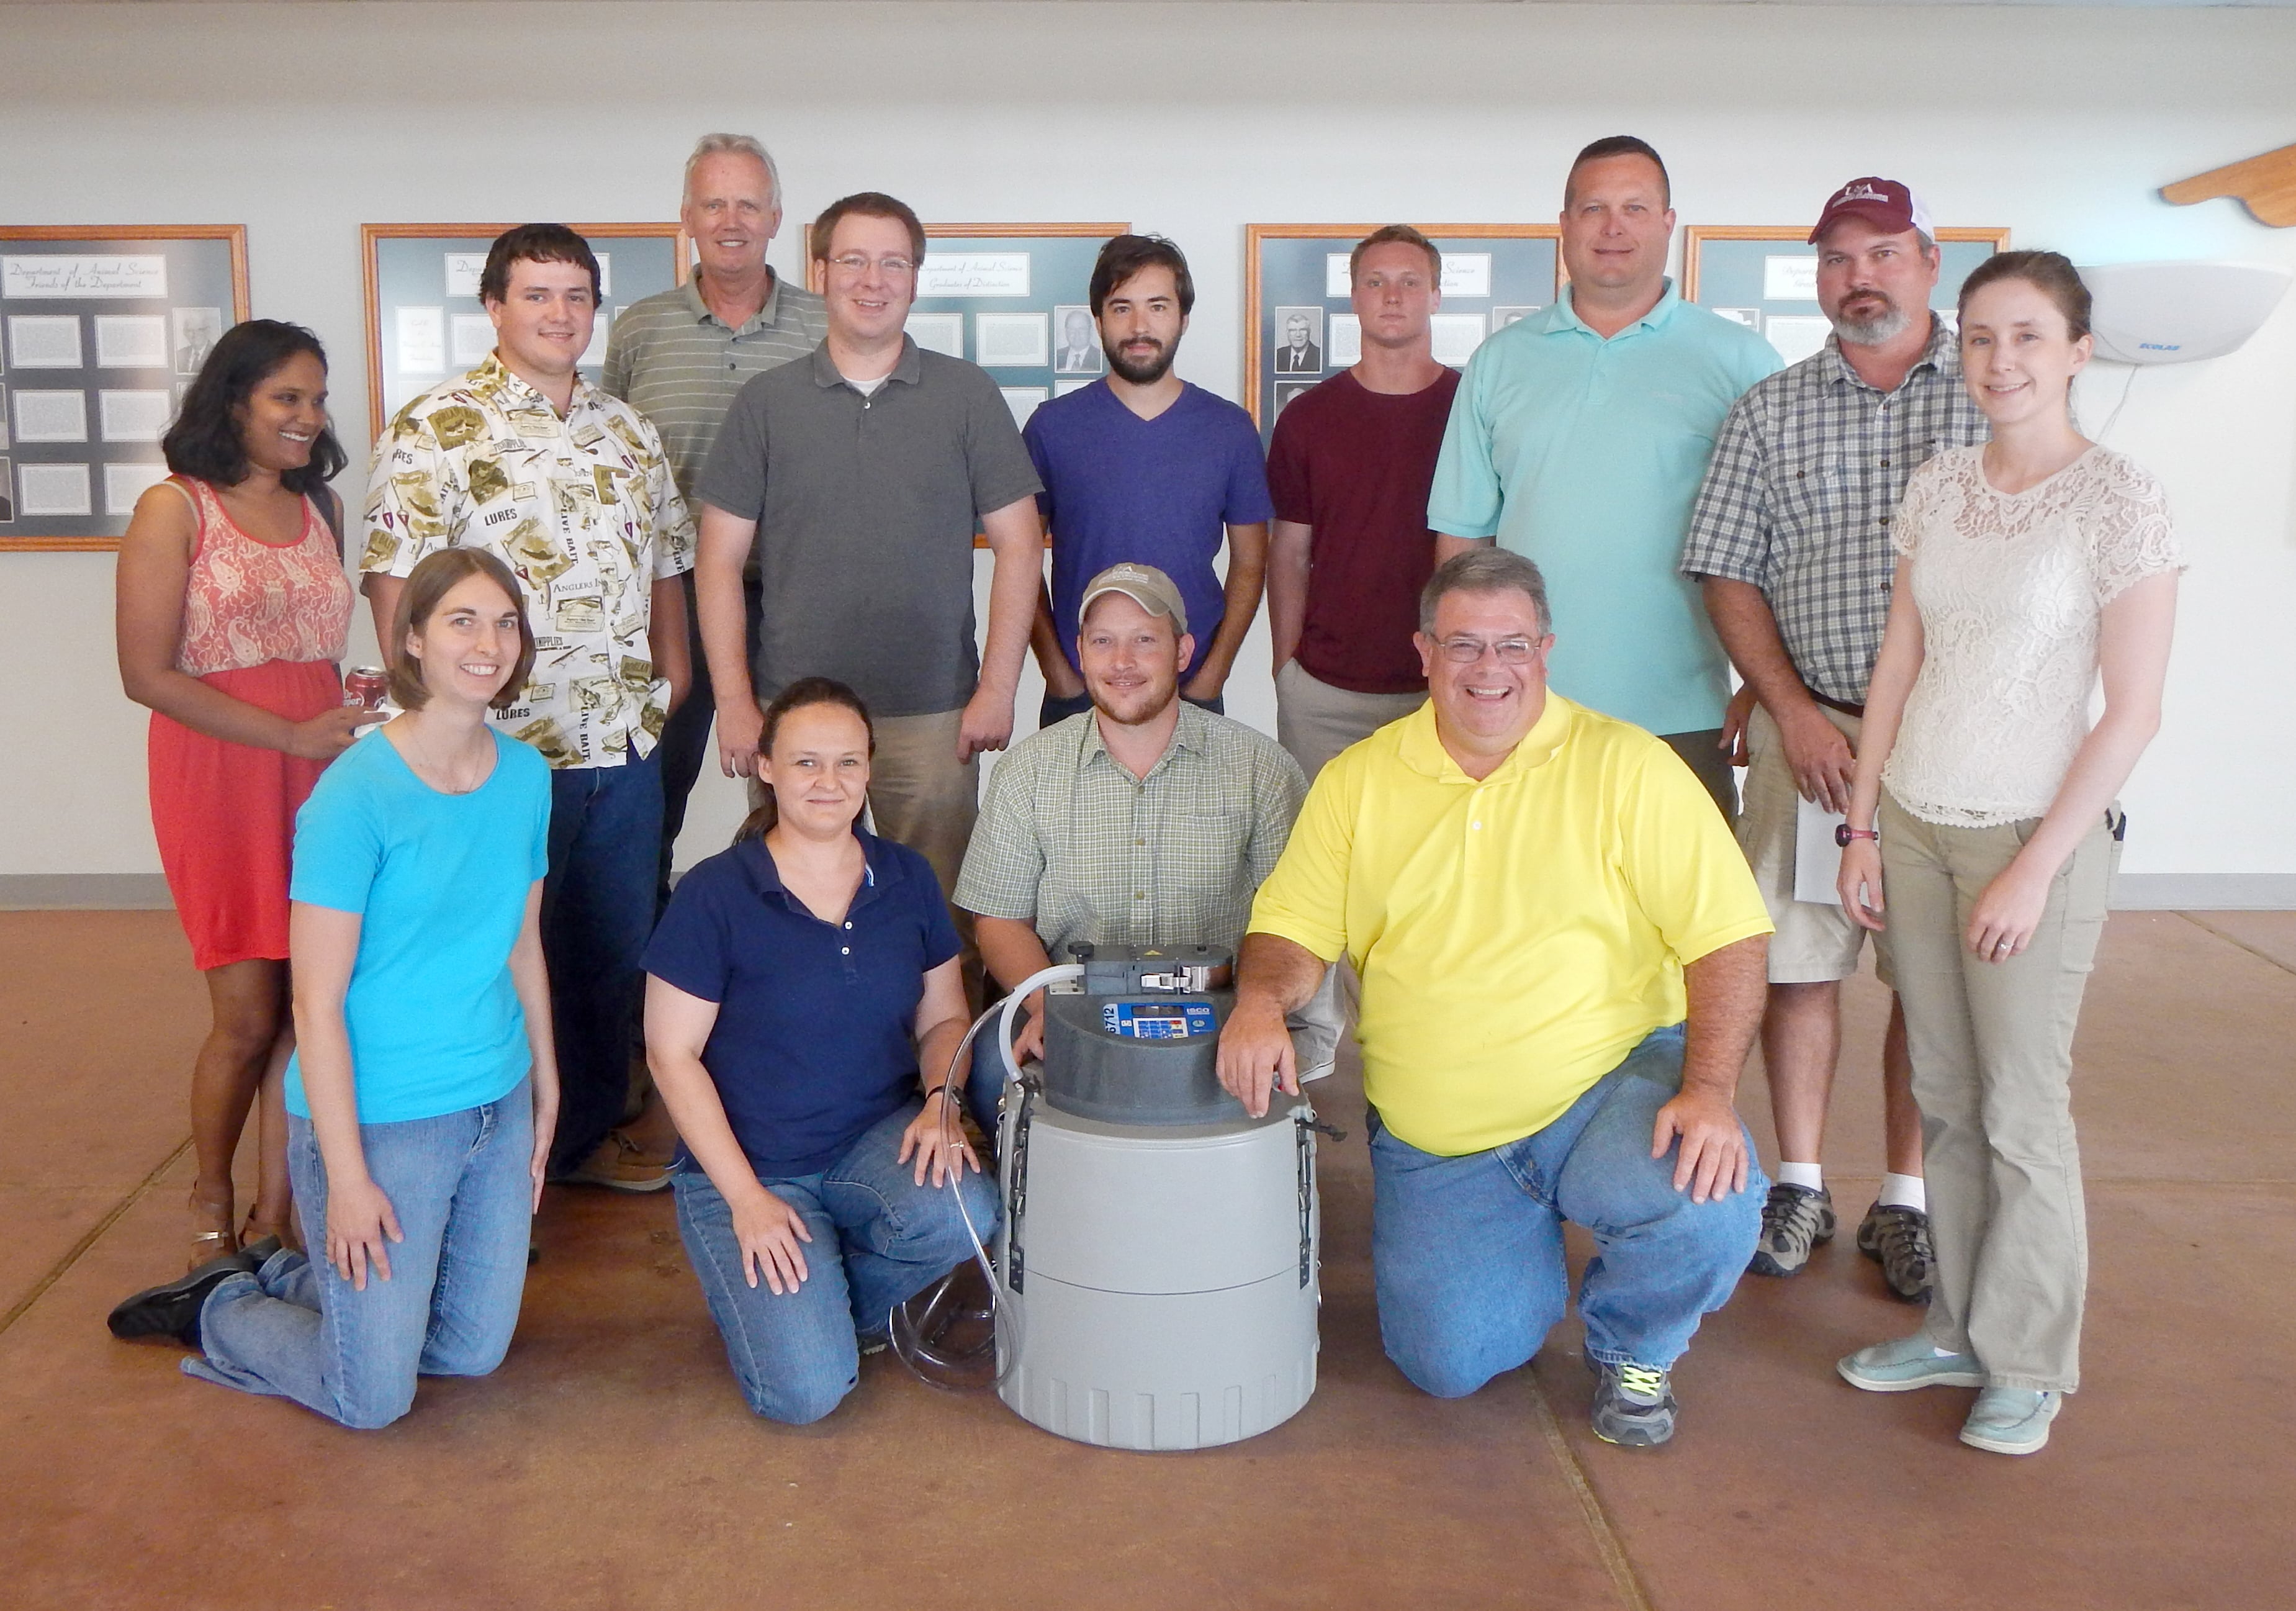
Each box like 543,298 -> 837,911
644,677 -> 994,1425
113,548 -> 558,1429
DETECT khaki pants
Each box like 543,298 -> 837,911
1880,791 -> 2118,1391
1275,660 -> 1426,783
752,706 -> 981,995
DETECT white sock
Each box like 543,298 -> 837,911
1776,1161 -> 1824,1193
1879,1173 -> 1926,1212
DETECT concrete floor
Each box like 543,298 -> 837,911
2,909 -> 2290,1609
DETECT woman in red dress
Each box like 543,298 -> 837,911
115,320 -> 380,1270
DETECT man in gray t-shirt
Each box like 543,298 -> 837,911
694,191 -> 1045,941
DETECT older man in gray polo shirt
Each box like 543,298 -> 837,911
695,191 -> 1044,957
604,132 -> 828,898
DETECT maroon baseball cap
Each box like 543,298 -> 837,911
1809,178 -> 1935,245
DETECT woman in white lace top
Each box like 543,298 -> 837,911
1831,252 -> 2182,1456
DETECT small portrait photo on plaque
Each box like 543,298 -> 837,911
0,458 -> 14,523
1490,305 -> 1541,333
1272,307 -> 1324,375
172,307 -> 224,377
1051,305 -> 1102,374
1274,381 -> 1315,420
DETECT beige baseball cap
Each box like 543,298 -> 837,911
1079,562 -> 1188,634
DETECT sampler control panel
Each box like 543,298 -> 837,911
1100,1000 -> 1218,1040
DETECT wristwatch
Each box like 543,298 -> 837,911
1835,824 -> 1880,847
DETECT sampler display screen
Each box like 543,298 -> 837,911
1101,1000 -> 1218,1040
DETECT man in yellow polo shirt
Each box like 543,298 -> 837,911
1217,548 -> 1773,1448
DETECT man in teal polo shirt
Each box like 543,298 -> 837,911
1429,134 -> 1778,813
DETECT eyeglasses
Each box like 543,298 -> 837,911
826,253 -> 916,279
1436,636 -> 1541,665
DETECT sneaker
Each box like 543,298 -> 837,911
106,1242 -> 267,1347
562,1130 -> 672,1193
1857,1201 -> 1934,1302
1960,1386 -> 2060,1455
1837,1333 -> 1986,1392
1747,1182 -> 1835,1277
1588,1357 -> 1678,1448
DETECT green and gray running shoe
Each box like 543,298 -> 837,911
1857,1201 -> 1934,1302
1588,1357 -> 1678,1447
1748,1182 -> 1835,1277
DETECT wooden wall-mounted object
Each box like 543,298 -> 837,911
2162,143 -> 2296,227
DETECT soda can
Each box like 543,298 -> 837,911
344,666 -> 389,711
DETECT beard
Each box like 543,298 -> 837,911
1088,674 -> 1179,728
1832,293 -> 1914,348
1108,337 -> 1176,386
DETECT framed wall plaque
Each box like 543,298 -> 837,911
361,223 -> 689,438
1244,224 -> 1562,439
1683,226 -> 2011,366
0,225 -> 248,553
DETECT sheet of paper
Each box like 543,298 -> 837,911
14,389 -> 88,443
395,305 -> 445,373
904,312 -> 964,359
1325,253 -> 1353,298
1429,314 -> 1486,366
1713,306 -> 1762,330
579,308 -> 609,369
1053,378 -> 1094,397
0,387 -> 10,451
999,386 -> 1047,429
1763,315 -> 1832,366
976,311 -> 1049,368
7,315 -> 84,369
1794,795 -> 1847,906
18,461 -> 92,516
444,253 -> 487,299
97,389 -> 171,443
1763,254 -> 1820,301
103,461 -> 168,515
92,315 -> 168,369
2,255 -> 166,299
450,314 -> 495,368
1439,252 -> 1492,299
916,253 -> 1030,299
1328,313 -> 1362,367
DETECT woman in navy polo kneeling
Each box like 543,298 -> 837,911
644,677 -> 995,1425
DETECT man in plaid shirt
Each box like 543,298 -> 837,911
954,562 -> 1338,1144
1681,178 -> 1988,1302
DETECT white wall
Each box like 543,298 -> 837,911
5,1 -> 2294,896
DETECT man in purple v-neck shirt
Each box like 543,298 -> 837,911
1022,235 -> 1272,727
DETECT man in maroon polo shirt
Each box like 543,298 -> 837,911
1265,224 -> 1460,779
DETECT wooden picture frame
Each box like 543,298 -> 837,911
360,222 -> 690,440
0,225 -> 249,553
1243,224 -> 1562,436
1681,225 -> 2011,366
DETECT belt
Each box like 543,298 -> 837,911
1811,691 -> 1866,718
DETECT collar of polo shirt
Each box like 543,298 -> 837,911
811,335 -> 924,391
1398,693 -> 1572,785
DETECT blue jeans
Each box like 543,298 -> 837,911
966,1027 -> 1014,1147
186,1083 -> 535,1429
543,749 -> 663,1175
674,1101 -> 1000,1425
1037,689 -> 1223,727
1368,1026 -> 1763,1395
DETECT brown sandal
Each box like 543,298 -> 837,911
188,1194 -> 237,1273
240,1212 -> 300,1257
